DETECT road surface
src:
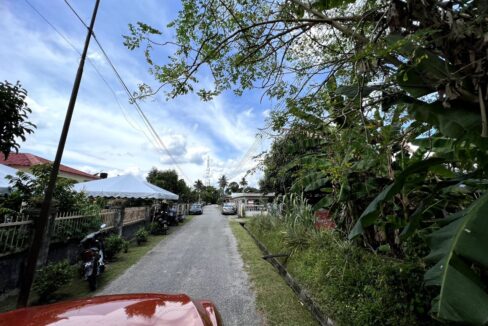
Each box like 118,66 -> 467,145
101,205 -> 263,325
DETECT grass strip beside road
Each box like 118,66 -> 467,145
229,219 -> 317,326
0,216 -> 193,313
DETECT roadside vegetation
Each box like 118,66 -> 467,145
229,219 -> 317,326
0,216 -> 193,313
147,168 -> 221,204
247,199 -> 437,325
128,1 -> 488,324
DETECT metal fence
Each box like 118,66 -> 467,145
0,206 -> 149,256
123,207 -> 147,226
176,203 -> 190,216
0,213 -> 32,256
100,209 -> 117,230
53,211 -> 100,241
0,204 -> 193,256
245,204 -> 267,212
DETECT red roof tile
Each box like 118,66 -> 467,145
1,153 -> 98,180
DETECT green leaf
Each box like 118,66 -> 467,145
312,195 -> 335,210
424,193 -> 488,324
349,157 -> 446,239
409,101 -> 480,139
291,171 -> 327,192
311,0 -> 356,10
304,177 -> 329,192
396,49 -> 452,98
336,84 -> 382,98
400,202 -> 425,239
289,106 -> 324,126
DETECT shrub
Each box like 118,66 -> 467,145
148,222 -> 159,235
33,260 -> 73,303
247,217 -> 438,325
122,239 -> 130,253
104,234 -> 124,260
135,227 -> 148,245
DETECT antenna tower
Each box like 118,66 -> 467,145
204,156 -> 211,186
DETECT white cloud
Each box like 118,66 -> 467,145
1,0 -> 268,188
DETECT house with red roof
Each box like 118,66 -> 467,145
1,153 -> 99,183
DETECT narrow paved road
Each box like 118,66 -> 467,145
101,205 -> 263,325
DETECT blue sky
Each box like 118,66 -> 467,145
1,0 -> 272,186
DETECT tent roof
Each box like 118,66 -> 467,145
0,164 -> 19,194
73,174 -> 179,200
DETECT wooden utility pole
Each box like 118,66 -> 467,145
17,0 -> 101,308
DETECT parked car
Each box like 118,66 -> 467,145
221,202 -> 237,215
0,293 -> 222,325
189,203 -> 203,215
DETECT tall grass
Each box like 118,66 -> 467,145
253,193 -> 321,255
247,194 -> 438,326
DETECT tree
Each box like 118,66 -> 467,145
243,186 -> 259,193
200,185 -> 220,204
147,168 -> 196,202
176,178 -> 197,203
259,126 -> 316,194
239,177 -> 248,190
125,1 -> 488,142
227,181 -> 239,194
218,175 -> 228,190
0,81 -> 36,159
126,2 -> 488,323
4,164 -> 91,212
193,179 -> 204,191
147,168 -> 179,193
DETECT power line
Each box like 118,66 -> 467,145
23,0 -> 148,138
226,132 -> 266,181
90,35 -> 192,184
64,0 -> 273,186
63,0 -> 267,185
63,0 -> 191,183
26,0 -> 192,184
63,0 -> 89,29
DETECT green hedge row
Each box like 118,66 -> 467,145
248,218 -> 439,326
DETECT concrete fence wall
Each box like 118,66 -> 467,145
0,207 -> 148,294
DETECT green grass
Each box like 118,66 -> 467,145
0,216 -> 194,313
229,220 -> 318,326
246,217 -> 438,326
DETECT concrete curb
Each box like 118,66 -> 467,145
239,222 -> 335,326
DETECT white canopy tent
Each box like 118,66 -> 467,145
73,174 -> 179,200
0,164 -> 22,194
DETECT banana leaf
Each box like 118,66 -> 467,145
348,157 -> 445,239
291,171 -> 327,192
424,193 -> 488,324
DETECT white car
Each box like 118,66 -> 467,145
222,203 -> 237,215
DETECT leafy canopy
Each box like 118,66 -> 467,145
0,81 -> 36,159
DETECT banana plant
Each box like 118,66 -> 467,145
424,193 -> 488,324
348,157 -> 446,239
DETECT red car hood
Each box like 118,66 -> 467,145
0,293 -> 222,326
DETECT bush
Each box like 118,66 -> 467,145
135,227 -> 148,245
104,234 -> 124,260
122,239 -> 130,253
248,216 -> 438,326
33,260 -> 73,303
148,222 -> 159,235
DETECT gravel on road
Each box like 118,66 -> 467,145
100,205 -> 263,326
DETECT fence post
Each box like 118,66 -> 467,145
113,206 -> 124,236
144,206 -> 151,224
25,200 -> 58,267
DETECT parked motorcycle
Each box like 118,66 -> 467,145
152,208 -> 169,235
79,224 -> 106,291
166,207 -> 179,226
174,207 -> 185,223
